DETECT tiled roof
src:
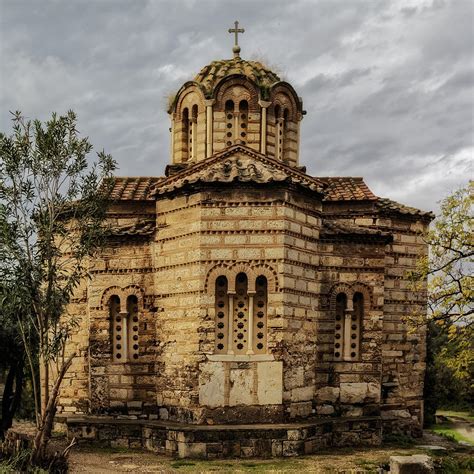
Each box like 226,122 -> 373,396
150,146 -> 326,196
109,220 -> 156,237
321,221 -> 392,241
376,198 -> 434,218
194,58 -> 280,97
105,172 -> 432,221
109,177 -> 164,201
319,177 -> 378,201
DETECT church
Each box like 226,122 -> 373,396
60,25 -> 433,458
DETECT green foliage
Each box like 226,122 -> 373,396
434,454 -> 474,474
423,322 -> 473,426
0,110 -> 116,462
409,183 -> 473,421
383,433 -> 417,447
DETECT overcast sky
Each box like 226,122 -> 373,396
1,0 -> 472,212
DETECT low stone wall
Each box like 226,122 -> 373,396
66,415 -> 382,458
2,428 -> 34,456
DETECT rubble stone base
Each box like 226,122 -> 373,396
66,415 -> 382,458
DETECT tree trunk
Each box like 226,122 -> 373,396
31,353 -> 74,465
1,359 -> 24,439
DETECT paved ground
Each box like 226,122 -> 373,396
6,417 -> 473,472
67,433 -> 472,473
67,446 -> 404,473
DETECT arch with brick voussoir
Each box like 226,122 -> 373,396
100,284 -> 145,312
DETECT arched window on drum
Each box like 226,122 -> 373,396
182,107 -> 189,162
274,105 -> 282,161
282,108 -> 290,162
239,100 -> 248,145
225,100 -> 235,146
190,104 -> 198,161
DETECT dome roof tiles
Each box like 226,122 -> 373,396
193,57 -> 281,96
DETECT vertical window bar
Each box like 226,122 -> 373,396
127,295 -> 139,361
253,276 -> 267,354
233,273 -> 248,354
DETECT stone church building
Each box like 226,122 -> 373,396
61,35 -> 432,458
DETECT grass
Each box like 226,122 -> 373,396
437,410 -> 474,423
354,458 -> 381,473
170,458 -> 307,471
382,433 -> 417,448
430,410 -> 474,446
433,454 -> 474,474
430,424 -> 473,445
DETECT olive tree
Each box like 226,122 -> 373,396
0,111 -> 115,463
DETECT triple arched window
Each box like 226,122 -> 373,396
214,273 -> 268,355
334,292 -> 363,361
109,294 -> 140,362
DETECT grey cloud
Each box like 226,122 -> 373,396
0,0 -> 472,214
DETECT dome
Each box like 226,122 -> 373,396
169,51 -> 303,168
194,57 -> 281,98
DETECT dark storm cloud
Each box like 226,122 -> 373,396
0,0 -> 472,212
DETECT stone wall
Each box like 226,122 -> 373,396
58,182 -> 429,440
380,216 -> 428,436
152,185 -> 323,424
58,202 -> 158,416
322,201 -> 430,436
314,237 -> 386,419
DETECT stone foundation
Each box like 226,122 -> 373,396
65,415 -> 382,458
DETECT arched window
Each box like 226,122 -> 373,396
282,108 -> 289,162
190,104 -> 198,161
239,100 -> 248,145
110,294 -> 140,362
215,276 -> 229,354
182,107 -> 189,162
274,105 -> 283,160
334,293 -> 346,361
225,100 -> 234,146
213,272 -> 269,355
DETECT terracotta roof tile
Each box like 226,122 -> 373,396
194,58 -> 280,98
109,177 -> 164,201
109,219 -> 156,237
151,146 -> 326,196
319,177 -> 378,201
321,221 -> 391,240
376,198 -> 434,218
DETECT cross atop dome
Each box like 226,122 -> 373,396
228,20 -> 244,58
